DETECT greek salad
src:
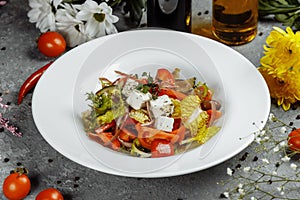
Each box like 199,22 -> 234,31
82,68 -> 222,158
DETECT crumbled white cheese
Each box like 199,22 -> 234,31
122,79 -> 139,97
126,90 -> 151,110
154,116 -> 174,132
155,142 -> 172,154
150,95 -> 174,118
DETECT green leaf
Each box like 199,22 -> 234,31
259,0 -> 300,30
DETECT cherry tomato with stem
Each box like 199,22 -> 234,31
2,168 -> 31,200
38,31 -> 66,57
35,188 -> 64,200
288,128 -> 300,152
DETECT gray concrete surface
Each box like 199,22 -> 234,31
1,0 -> 300,199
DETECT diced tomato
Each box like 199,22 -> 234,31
95,120 -> 116,134
156,68 -> 175,84
204,90 -> 213,101
207,109 -> 222,124
151,139 -> 175,158
103,132 -> 121,150
172,118 -> 182,130
158,88 -> 187,100
88,132 -> 120,150
171,126 -> 186,143
123,115 -> 138,126
119,128 -> 137,142
136,123 -> 179,149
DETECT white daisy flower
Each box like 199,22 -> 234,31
27,0 -> 62,32
56,3 -> 90,47
76,0 -> 119,38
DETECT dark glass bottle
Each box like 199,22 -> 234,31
147,0 -> 192,32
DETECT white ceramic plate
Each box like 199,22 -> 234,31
32,30 -> 270,178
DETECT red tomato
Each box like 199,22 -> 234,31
136,125 -> 153,149
158,88 -> 186,100
136,124 -> 179,149
171,126 -> 186,143
288,128 -> 300,152
38,32 -> 66,57
207,109 -> 222,124
119,128 -> 137,142
35,188 -> 64,200
2,172 -> 31,200
151,139 -> 174,158
156,68 -> 175,84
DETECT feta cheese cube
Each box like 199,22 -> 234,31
154,116 -> 174,132
126,90 -> 151,110
150,95 -> 174,118
122,79 -> 139,97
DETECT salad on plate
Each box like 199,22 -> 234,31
82,68 -> 222,158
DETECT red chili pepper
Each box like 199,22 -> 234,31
17,61 -> 53,105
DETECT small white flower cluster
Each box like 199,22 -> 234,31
221,113 -> 300,199
27,0 -> 119,47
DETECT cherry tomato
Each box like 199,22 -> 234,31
37,31 -> 66,57
2,170 -> 31,200
156,68 -> 175,84
151,139 -> 175,158
35,188 -> 64,200
288,128 -> 300,152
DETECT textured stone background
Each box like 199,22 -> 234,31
1,0 -> 299,200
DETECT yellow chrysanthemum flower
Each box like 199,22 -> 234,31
259,26 -> 300,110
261,27 -> 300,74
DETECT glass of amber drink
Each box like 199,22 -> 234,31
212,0 -> 258,45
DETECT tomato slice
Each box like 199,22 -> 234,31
158,88 -> 187,100
151,139 -> 175,158
207,109 -> 222,124
88,132 -> 120,150
119,128 -> 137,142
136,124 -> 156,149
156,68 -> 175,84
172,118 -> 182,131
136,123 -> 179,149
171,126 -> 186,143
